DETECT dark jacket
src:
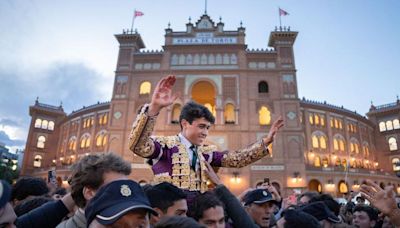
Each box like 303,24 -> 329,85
214,184 -> 259,228
16,200 -> 69,228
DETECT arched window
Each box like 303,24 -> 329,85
41,120 -> 48,129
314,156 -> 321,167
312,136 -> 319,148
393,119 -> 400,129
258,81 -> 269,93
224,103 -> 235,124
33,155 -> 42,168
96,132 -> 107,147
309,114 -> 314,125
320,116 -> 325,126
80,135 -> 91,149
319,136 -> 327,149
342,159 -> 347,168
178,54 -> 185,65
171,104 -> 181,124
186,54 -> 193,65
389,137 -> 398,151
339,140 -> 345,152
139,81 -> 151,95
223,54 -> 230,64
171,54 -> 178,65
48,121 -> 55,131
379,122 -> 386,132
392,158 -> 400,171
215,54 -> 222,64
37,136 -> 46,148
34,119 -> 42,128
386,121 -> 393,131
258,106 -> 271,125
333,139 -> 339,151
208,54 -> 214,64
201,54 -> 207,65
68,138 -> 77,151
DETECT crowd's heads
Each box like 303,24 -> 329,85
297,191 -> 318,206
144,182 -> 187,223
352,205 -> 378,228
0,180 -> 16,228
85,179 -> 157,227
11,177 -> 49,204
154,216 -> 206,228
300,201 -> 341,224
309,193 -> 341,216
243,189 -> 276,228
356,196 -> 366,205
13,196 -> 54,216
179,101 -> 215,129
68,152 -> 131,208
191,192 -> 225,228
276,209 -> 321,228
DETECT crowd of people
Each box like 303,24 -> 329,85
0,152 -> 400,228
1,75 -> 400,227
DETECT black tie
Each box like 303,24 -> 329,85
190,145 -> 198,170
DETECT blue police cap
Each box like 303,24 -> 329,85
85,179 -> 158,226
243,189 -> 277,206
0,180 -> 11,209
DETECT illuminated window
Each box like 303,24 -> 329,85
355,144 -> 359,154
139,81 -> 151,95
386,121 -> 393,131
330,119 -> 334,128
68,138 -> 77,151
333,139 -> 339,151
379,122 -> 386,132
339,140 -> 345,151
339,181 -> 348,193
339,120 -> 343,129
342,159 -> 347,168
259,106 -> 271,125
258,81 -> 269,93
320,116 -> 325,126
171,104 -> 181,124
41,120 -> 48,129
96,132 -> 107,147
33,155 -> 42,168
315,115 -> 320,125
80,135 -> 91,148
314,156 -> 321,167
309,114 -> 314,125
334,119 -> 339,128
389,137 -> 398,151
320,137 -> 327,149
48,121 -> 55,131
393,119 -> 400,129
392,158 -> 400,171
224,103 -> 235,124
322,157 -> 329,167
35,119 -> 42,128
312,136 -> 319,148
37,136 -> 46,148
391,159 -> 400,172
335,158 -> 341,166
204,103 -> 216,117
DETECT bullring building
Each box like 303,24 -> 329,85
21,14 -> 400,196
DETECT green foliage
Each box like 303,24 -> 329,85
0,158 -> 19,184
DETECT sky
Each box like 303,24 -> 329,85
0,0 -> 399,152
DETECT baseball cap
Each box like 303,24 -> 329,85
243,189 -> 277,206
85,179 -> 158,226
0,180 -> 11,209
299,201 -> 341,223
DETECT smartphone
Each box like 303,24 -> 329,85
48,170 -> 57,184
264,178 -> 270,185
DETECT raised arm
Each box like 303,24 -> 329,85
220,116 -> 284,168
128,75 -> 179,157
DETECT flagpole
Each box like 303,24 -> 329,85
131,9 -> 136,32
279,7 -> 282,27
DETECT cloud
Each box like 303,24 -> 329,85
0,130 -> 25,147
0,61 -> 113,150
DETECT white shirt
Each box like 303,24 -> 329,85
178,133 -> 199,170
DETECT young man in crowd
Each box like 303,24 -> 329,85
85,179 -> 157,228
144,182 -> 188,225
191,192 -> 225,228
299,201 -> 341,228
275,209 -> 321,228
243,188 -> 278,228
352,205 -> 378,228
11,177 -> 49,207
57,152 -> 132,228
129,75 -> 284,197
